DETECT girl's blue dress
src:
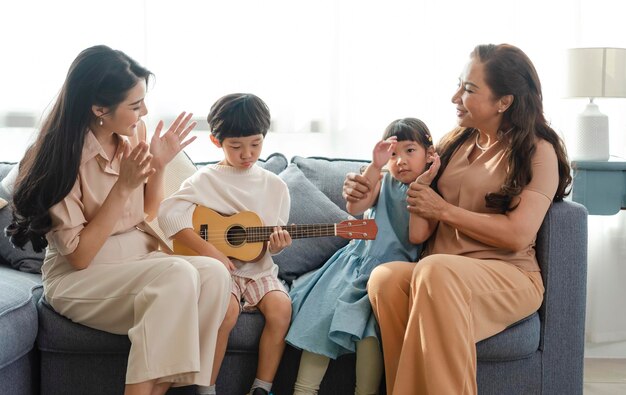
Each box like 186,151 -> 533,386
286,173 -> 422,359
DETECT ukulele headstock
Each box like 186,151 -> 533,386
336,219 -> 377,240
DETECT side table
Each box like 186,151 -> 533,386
571,157 -> 626,215
571,157 -> 626,358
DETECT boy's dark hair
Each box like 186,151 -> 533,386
207,93 -> 271,143
382,118 -> 433,148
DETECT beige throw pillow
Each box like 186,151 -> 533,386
145,151 -> 197,252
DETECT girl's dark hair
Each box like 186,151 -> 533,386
207,93 -> 271,143
382,118 -> 433,149
435,44 -> 572,213
6,45 -> 152,252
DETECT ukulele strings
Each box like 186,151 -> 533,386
196,223 -> 370,243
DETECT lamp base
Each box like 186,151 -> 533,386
570,102 -> 609,161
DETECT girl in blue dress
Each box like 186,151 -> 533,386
287,118 -> 439,395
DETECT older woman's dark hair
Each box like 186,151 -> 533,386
436,44 -> 571,213
7,45 -> 152,251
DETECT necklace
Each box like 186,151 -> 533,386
475,133 -> 498,152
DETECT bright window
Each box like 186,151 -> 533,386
1,0 -> 625,162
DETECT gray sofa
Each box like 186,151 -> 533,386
0,153 -> 588,395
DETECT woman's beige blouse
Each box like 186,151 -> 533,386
428,136 -> 559,272
46,131 -> 145,257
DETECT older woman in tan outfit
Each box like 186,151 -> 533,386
343,44 -> 572,394
7,46 -> 232,395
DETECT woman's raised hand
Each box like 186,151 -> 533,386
117,140 -> 155,191
149,112 -> 197,171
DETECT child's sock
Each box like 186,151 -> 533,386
249,378 -> 272,395
197,384 -> 216,395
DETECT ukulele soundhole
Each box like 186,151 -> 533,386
226,225 -> 247,247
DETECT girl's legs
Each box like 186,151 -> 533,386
392,255 -> 544,395
293,351 -> 331,395
292,337 -> 382,395
355,337 -> 383,395
367,261 -> 415,393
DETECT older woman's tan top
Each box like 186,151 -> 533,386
427,136 -> 559,272
43,130 -> 147,281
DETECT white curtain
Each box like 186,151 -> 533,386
3,0 -> 625,161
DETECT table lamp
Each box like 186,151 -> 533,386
565,47 -> 626,161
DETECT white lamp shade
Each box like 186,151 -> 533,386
566,48 -> 626,98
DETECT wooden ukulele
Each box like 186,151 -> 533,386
172,206 -> 378,262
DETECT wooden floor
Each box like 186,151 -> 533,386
584,358 -> 626,394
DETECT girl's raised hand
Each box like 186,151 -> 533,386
149,111 -> 197,171
372,136 -> 397,169
414,152 -> 441,186
117,140 -> 155,191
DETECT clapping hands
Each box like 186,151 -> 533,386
149,112 -> 197,171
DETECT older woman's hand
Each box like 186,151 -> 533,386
342,172 -> 374,203
407,181 -> 447,220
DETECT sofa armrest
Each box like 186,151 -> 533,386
535,200 -> 588,394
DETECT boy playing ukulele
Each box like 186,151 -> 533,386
159,93 -> 292,395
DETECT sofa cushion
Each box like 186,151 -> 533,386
37,297 -> 131,354
0,266 -> 42,369
476,312 -> 540,361
226,311 -> 265,352
257,152 -> 289,175
275,164 -> 353,284
0,162 -> 18,196
291,156 -> 368,212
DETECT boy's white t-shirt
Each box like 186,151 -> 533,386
158,163 -> 290,279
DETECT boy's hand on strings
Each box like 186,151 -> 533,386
268,227 -> 292,254
372,136 -> 397,170
117,140 -> 155,191
149,111 -> 197,171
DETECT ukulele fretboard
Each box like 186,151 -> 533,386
246,224 -> 336,242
